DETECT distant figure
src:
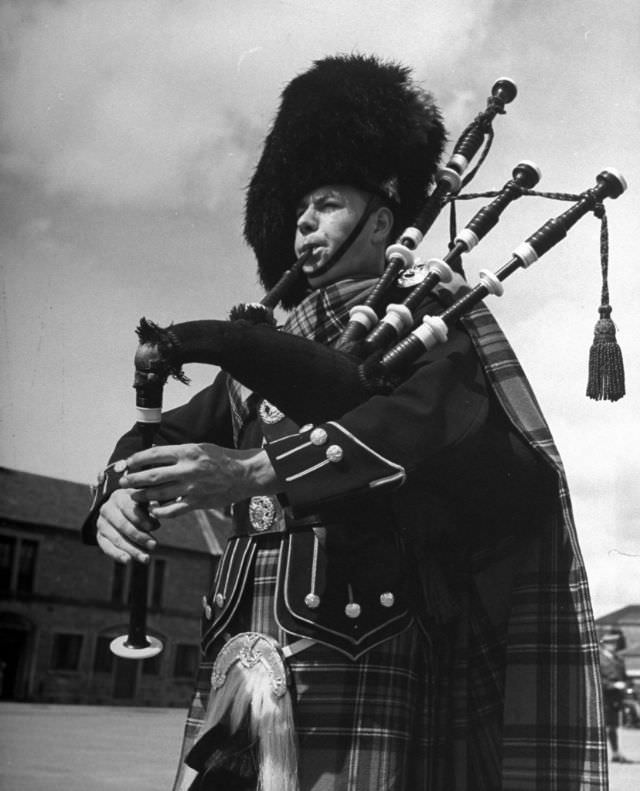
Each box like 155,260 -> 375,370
599,631 -> 632,763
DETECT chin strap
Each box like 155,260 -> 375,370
306,193 -> 385,278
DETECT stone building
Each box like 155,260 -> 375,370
0,466 -> 229,706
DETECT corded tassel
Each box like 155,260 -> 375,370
446,185 -> 465,277
587,305 -> 625,401
586,207 -> 625,401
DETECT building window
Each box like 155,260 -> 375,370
17,539 -> 38,593
93,636 -> 114,673
0,533 -> 38,594
111,558 -> 166,608
0,535 -> 14,591
51,634 -> 83,671
173,644 -> 199,678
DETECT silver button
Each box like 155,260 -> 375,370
326,444 -> 344,463
258,399 -> 285,424
201,595 -> 213,620
345,602 -> 361,619
304,593 -> 320,609
310,428 -> 328,446
214,593 -> 225,608
379,592 -> 395,608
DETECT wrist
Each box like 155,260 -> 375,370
239,448 -> 280,497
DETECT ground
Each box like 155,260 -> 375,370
0,702 -> 639,790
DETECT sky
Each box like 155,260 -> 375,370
1,0 -> 639,619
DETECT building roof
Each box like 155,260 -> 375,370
0,466 -> 229,555
596,605 -> 640,626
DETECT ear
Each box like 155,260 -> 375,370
370,205 -> 394,243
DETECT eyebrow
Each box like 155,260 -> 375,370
296,189 -> 340,214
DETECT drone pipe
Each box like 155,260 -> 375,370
361,160 -> 541,355
376,169 -> 627,375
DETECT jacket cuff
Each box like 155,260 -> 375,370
80,459 -> 128,545
265,421 -> 406,514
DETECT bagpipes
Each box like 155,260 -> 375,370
110,78 -> 627,672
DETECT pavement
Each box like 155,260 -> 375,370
1,702 -> 639,790
0,703 -> 186,791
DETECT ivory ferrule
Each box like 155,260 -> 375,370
512,241 -> 539,269
348,304 -> 378,330
385,243 -> 415,268
455,227 -> 480,252
426,258 -> 454,283
383,303 -> 414,334
411,315 -> 449,351
437,167 -> 462,193
478,269 -> 504,297
399,227 -> 424,249
136,406 -> 162,423
448,153 -> 470,175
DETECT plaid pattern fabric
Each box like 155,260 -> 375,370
226,278 -> 377,441
175,537 -> 448,791
172,295 -> 607,790
460,304 -> 607,790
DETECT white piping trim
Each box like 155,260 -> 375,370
285,459 -> 331,482
369,471 -> 407,488
274,441 -> 312,460
326,422 -> 405,473
267,431 -> 304,445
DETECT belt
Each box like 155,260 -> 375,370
231,496 -> 328,537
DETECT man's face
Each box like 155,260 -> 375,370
294,185 -> 387,289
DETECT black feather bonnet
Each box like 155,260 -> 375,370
244,54 -> 446,306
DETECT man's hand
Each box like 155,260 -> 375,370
118,443 -> 279,518
96,488 -> 159,564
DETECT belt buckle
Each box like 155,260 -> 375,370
249,495 -> 278,532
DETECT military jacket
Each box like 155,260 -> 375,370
82,297 -> 544,659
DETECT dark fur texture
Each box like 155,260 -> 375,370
244,54 -> 446,307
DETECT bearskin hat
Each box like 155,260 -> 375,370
244,54 -> 446,306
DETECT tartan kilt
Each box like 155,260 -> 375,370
171,535 -> 451,791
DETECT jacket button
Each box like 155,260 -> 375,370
380,592 -> 395,608
214,593 -> 225,608
326,445 -> 344,463
345,602 -> 361,619
202,596 -> 213,620
304,593 -> 320,609
310,428 -> 328,446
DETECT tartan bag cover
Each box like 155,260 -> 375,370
173,288 -> 606,790
461,304 -> 607,790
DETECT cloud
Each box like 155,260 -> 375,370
0,0 -> 501,208
0,1 -> 265,207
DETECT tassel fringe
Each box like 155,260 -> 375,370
187,635 -> 299,791
229,302 -> 277,326
586,306 -> 626,402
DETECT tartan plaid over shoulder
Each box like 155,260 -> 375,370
461,304 -> 608,790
